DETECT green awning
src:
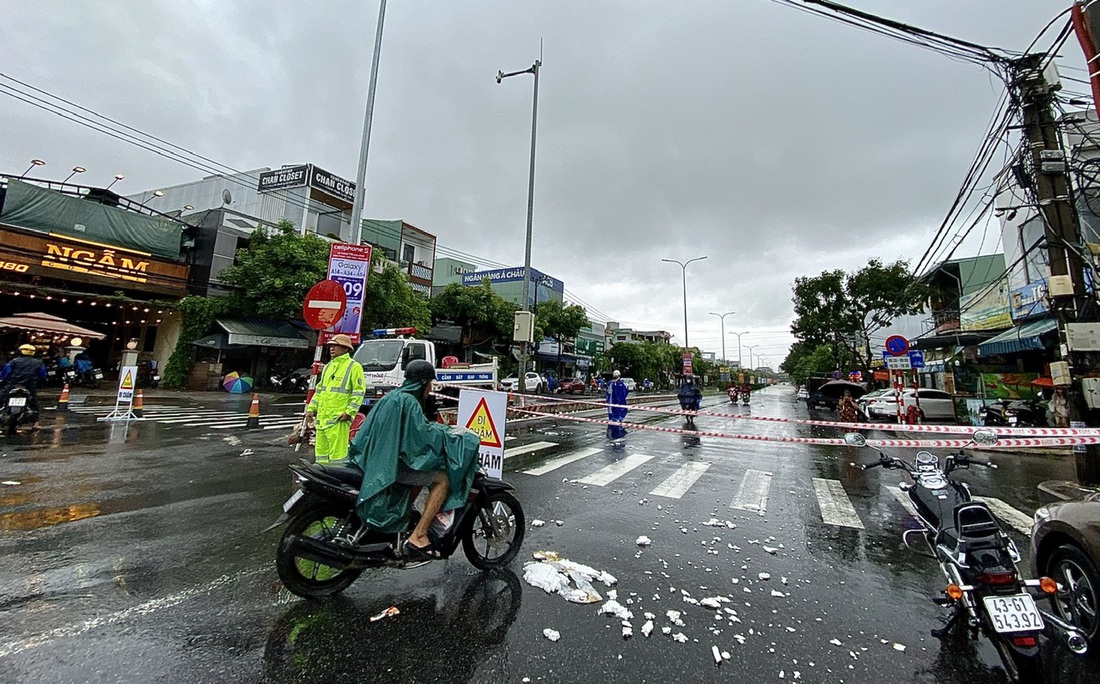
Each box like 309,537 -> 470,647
977,318 -> 1058,357
216,317 -> 309,349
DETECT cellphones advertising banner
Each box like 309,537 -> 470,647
326,244 -> 373,344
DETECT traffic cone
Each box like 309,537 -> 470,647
246,393 -> 261,429
133,389 -> 144,418
57,384 -> 70,412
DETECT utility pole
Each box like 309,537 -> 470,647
1012,53 -> 1098,484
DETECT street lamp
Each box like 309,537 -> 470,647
746,344 -> 760,372
662,256 -> 707,349
349,0 -> 388,246
497,57 -> 542,392
730,331 -> 749,371
106,174 -> 125,191
709,311 -> 735,363
19,159 -> 45,178
62,166 -> 86,184
141,189 -> 165,206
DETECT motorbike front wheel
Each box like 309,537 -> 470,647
276,503 -> 362,599
463,491 -> 525,570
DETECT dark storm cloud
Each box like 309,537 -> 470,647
0,1 -> 1080,358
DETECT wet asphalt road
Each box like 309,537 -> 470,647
0,387 -> 1098,683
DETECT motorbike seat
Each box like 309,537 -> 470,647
309,460 -> 365,487
937,501 -> 1002,550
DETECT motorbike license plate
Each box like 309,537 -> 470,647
983,594 -> 1044,633
7,397 -> 27,407
94,372 -> 104,380
282,489 -> 305,512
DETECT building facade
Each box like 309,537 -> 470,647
360,219 -> 436,296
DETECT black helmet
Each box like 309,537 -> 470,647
406,359 -> 437,384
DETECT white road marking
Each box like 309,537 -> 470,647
0,567 -> 267,659
729,469 -> 772,513
523,447 -> 602,476
885,485 -> 920,518
578,453 -> 654,486
974,496 -> 1034,534
503,441 -> 558,460
812,478 -> 865,529
650,462 -> 711,499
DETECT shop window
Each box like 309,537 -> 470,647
402,244 -> 415,265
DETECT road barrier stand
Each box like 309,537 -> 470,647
247,393 -> 261,429
57,383 -> 70,412
133,389 -> 144,418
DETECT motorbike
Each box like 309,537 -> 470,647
1,385 -> 39,437
979,399 -> 1047,428
846,430 -> 1088,681
267,460 -> 525,600
741,388 -> 751,406
137,361 -> 160,389
727,387 -> 738,404
270,368 -> 310,394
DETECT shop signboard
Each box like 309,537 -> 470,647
308,165 -> 356,205
960,280 -> 1012,331
257,165 -> 309,193
325,243 -> 372,344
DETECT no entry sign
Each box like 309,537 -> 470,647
302,280 -> 348,330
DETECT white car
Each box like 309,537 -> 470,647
857,388 -> 893,414
865,388 -> 956,422
501,372 -> 544,393
621,377 -> 637,391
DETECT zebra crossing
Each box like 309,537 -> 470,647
510,441 -> 1036,533
66,404 -> 304,431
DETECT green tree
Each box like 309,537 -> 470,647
361,253 -> 432,332
780,340 -> 845,386
218,219 -> 330,319
534,299 -> 590,372
429,282 -> 518,361
789,259 -> 927,369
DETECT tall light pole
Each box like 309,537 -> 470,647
661,256 -> 707,349
746,344 -> 760,372
349,0 -> 387,246
730,331 -> 749,370
709,311 -> 735,363
62,166 -> 86,184
106,174 -> 124,191
19,159 -> 45,178
497,58 -> 541,391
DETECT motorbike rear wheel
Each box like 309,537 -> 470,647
463,491 -> 525,570
276,503 -> 362,599
993,638 -> 1045,684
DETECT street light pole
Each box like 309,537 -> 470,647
662,256 -> 707,349
497,58 -> 541,393
19,159 -> 45,178
350,0 -> 388,246
746,344 -> 759,372
708,311 -> 735,363
730,331 -> 749,370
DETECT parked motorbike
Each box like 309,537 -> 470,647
137,361 -> 160,389
64,365 -> 104,389
1,386 -> 39,437
846,430 -> 1088,681
979,399 -> 1047,428
268,460 -> 525,599
270,368 -> 310,394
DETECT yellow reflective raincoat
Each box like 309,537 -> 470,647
306,352 -> 365,462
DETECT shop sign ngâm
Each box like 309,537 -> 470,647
42,242 -> 151,283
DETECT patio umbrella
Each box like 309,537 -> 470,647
817,379 -> 868,399
222,372 -> 254,394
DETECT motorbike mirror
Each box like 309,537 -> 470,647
972,429 -> 997,446
843,432 -> 867,448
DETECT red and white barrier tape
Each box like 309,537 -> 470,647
433,383 -> 1100,438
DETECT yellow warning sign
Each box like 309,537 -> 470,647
120,371 -> 134,390
464,397 -> 502,448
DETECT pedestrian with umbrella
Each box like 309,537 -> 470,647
306,335 -> 365,463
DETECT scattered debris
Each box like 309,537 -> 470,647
672,632 -> 688,643
543,628 -> 561,642
369,606 -> 400,622
829,639 -> 843,646
598,600 -> 634,621
622,622 -> 633,639
636,536 -> 652,547
1,481 -> 20,486
239,448 -> 254,457
641,620 -> 654,637
555,520 -> 564,526
758,572 -> 771,581
523,552 -> 617,604
771,590 -> 786,598
532,519 -> 546,527
762,546 -> 778,555
892,643 -> 906,652
712,645 -> 722,665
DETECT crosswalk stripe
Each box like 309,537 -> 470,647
812,478 -> 865,529
503,441 -> 558,460
885,486 -> 920,518
650,462 -> 710,499
974,496 -> 1033,534
730,469 -> 771,513
523,447 -> 602,476
577,453 -> 653,486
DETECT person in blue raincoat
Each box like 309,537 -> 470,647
348,359 -> 480,561
607,369 -> 629,422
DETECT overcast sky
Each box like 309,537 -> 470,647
0,1 -> 1085,367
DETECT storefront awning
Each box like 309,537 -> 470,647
191,333 -> 240,350
216,317 -> 309,349
0,312 -> 107,339
977,317 -> 1058,357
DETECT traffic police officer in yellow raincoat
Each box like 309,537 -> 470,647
306,334 -> 365,463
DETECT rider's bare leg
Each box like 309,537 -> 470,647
409,472 -> 449,549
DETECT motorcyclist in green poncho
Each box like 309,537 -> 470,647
348,359 -> 480,561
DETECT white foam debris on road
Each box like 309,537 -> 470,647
762,546 -> 778,555
771,590 -> 786,598
531,519 -> 546,527
523,551 -> 616,604
712,645 -> 722,665
829,638 -> 843,646
636,536 -> 652,547
598,600 -> 634,621
892,643 -> 906,652
758,572 -> 771,581
543,628 -> 560,642
641,620 -> 654,637
672,632 -> 688,643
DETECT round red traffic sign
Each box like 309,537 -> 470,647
302,280 -> 348,330
885,335 -> 910,357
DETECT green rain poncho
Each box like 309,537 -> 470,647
348,378 -> 481,532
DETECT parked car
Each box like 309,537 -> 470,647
1031,495 -> 1100,655
556,378 -> 587,394
621,377 -> 637,391
864,388 -> 956,421
501,372 -> 544,393
796,387 -> 809,401
857,388 -> 893,416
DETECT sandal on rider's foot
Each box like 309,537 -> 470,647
403,539 -> 441,561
